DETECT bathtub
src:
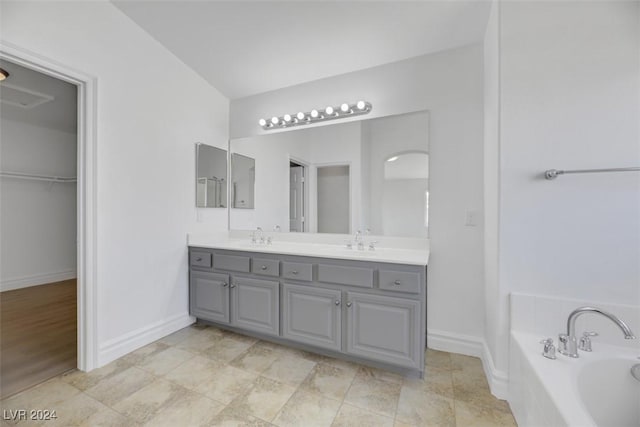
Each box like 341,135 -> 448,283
509,331 -> 640,427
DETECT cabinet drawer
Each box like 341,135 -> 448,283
213,253 -> 250,272
282,262 -> 313,282
379,270 -> 421,294
191,251 -> 212,268
251,258 -> 280,277
317,264 -> 373,288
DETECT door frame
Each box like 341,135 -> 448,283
289,156 -> 310,232
1,41 -> 99,371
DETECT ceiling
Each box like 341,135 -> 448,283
0,60 -> 77,133
113,1 -> 491,100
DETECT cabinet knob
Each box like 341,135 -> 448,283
335,300 -> 340,306
230,283 -> 236,288
261,265 -> 268,270
291,270 -> 299,275
394,280 -> 401,286
222,282 -> 228,287
346,302 -> 352,308
196,257 -> 202,262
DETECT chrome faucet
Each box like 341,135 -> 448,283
255,227 -> 264,244
354,230 -> 364,251
558,306 -> 635,358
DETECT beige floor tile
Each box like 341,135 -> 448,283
209,406 -> 274,427
43,393 -> 106,427
343,374 -> 401,418
393,421 -> 416,427
195,365 -> 257,404
451,371 -> 509,410
175,330 -> 223,354
403,366 -> 454,399
261,353 -> 316,386
112,379 -> 187,424
331,403 -> 394,427
273,390 -> 341,427
136,347 -> 195,376
396,387 -> 455,427
121,342 -> 171,365
163,355 -> 224,391
78,407 -> 139,427
277,346 -> 325,363
158,326 -> 200,346
226,376 -> 296,422
1,378 -> 81,415
318,357 -> 360,374
60,359 -> 132,391
355,366 -> 404,385
450,354 -> 484,376
454,400 -> 517,427
200,337 -> 256,362
425,349 -> 453,371
143,393 -> 224,427
219,330 -> 259,346
230,342 -> 283,374
85,367 -> 155,407
299,363 -> 357,400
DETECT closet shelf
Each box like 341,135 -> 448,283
0,171 -> 77,183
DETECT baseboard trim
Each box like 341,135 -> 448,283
427,329 -> 508,400
98,313 -> 195,367
1,270 -> 77,292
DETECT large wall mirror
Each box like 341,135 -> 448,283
195,143 -> 227,208
229,111 -> 429,237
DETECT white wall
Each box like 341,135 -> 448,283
0,119 -> 77,291
485,0 -> 640,389
1,1 -> 229,366
230,46 -> 486,345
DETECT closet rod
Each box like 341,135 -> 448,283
544,167 -> 640,180
0,171 -> 77,183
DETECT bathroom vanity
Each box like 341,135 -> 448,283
188,237 -> 428,377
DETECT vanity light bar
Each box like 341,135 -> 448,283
259,101 -> 372,130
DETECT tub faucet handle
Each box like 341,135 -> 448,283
578,331 -> 598,352
540,338 -> 557,359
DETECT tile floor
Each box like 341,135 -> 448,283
0,324 -> 516,426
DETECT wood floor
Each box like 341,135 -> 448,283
0,279 -> 77,399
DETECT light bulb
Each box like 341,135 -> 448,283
271,116 -> 279,125
284,114 -> 292,122
296,112 -> 305,120
340,103 -> 350,113
325,106 -> 334,115
356,101 -> 366,110
259,118 -> 267,127
310,109 -> 319,118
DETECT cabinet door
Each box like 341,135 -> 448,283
282,283 -> 342,351
345,292 -> 421,369
231,277 -> 279,336
190,271 -> 230,323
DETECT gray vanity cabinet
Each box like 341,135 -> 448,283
345,291 -> 421,369
190,271 -> 230,323
232,277 -> 279,336
282,283 -> 342,351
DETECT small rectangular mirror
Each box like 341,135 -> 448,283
231,153 -> 255,209
196,143 -> 227,208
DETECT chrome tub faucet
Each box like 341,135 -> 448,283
558,306 -> 635,358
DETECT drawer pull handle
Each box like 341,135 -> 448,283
291,270 -> 299,275
335,300 -> 340,306
346,302 -> 352,308
261,265 -> 268,270
394,280 -> 402,286
222,282 -> 228,287
230,284 -> 236,288
196,257 -> 202,262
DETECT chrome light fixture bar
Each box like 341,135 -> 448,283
259,101 -> 372,130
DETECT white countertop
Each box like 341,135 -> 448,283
188,233 -> 429,266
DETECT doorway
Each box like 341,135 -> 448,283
289,160 -> 306,232
317,165 -> 350,234
0,58 -> 82,398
